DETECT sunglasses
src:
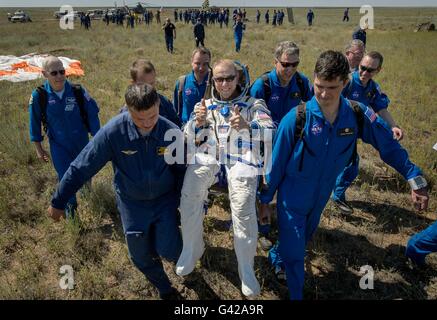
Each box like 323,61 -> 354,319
277,60 -> 299,68
359,65 -> 377,73
49,69 -> 66,76
213,75 -> 236,83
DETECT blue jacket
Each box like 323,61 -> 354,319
29,80 -> 100,154
343,71 -> 390,113
173,71 -> 209,124
157,94 -> 181,128
352,27 -> 367,46
194,22 -> 205,39
233,21 -> 245,36
259,96 -> 422,212
250,69 -> 312,125
51,112 -> 186,210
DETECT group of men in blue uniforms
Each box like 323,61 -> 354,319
30,38 -> 433,300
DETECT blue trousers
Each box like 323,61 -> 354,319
165,35 -> 174,52
117,193 -> 182,295
234,34 -> 242,52
406,220 -> 437,265
50,141 -> 82,216
272,202 -> 325,300
332,154 -> 359,202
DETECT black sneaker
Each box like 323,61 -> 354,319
159,287 -> 183,300
332,199 -> 354,215
259,236 -> 273,251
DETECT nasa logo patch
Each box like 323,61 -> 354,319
311,122 -> 323,136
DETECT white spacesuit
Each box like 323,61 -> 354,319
176,62 -> 275,297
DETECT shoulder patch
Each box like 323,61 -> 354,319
29,95 -> 33,105
364,106 -> 377,123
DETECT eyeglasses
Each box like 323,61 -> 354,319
49,69 -> 66,76
359,65 -> 377,73
213,75 -> 236,83
277,60 -> 299,68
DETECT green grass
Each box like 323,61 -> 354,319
0,7 -> 436,300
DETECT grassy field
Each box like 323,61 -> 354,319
0,7 -> 436,300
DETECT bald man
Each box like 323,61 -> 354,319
176,59 -> 275,298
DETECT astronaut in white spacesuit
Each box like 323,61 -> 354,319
175,59 -> 275,297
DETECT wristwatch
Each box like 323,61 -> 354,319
408,175 -> 428,190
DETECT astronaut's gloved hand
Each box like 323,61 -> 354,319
195,98 -> 207,128
230,105 -> 249,131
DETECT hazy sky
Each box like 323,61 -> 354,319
1,0 -> 436,8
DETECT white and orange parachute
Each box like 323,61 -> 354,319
0,53 -> 84,82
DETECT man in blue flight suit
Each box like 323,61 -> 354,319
233,14 -> 245,53
405,143 -> 437,266
353,24 -> 368,47
250,41 -> 312,126
47,84 -> 185,300
332,51 -> 403,214
173,47 -> 211,125
250,41 -> 312,261
258,51 -> 429,300
344,39 -> 365,72
307,9 -> 315,26
128,59 -> 181,127
193,18 -> 205,47
29,56 -> 100,218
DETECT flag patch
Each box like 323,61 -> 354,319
364,106 -> 377,123
256,110 -> 271,120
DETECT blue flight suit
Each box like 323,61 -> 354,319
173,71 -> 209,124
250,68 -> 312,243
406,220 -> 437,265
250,68 -> 313,125
158,94 -> 182,128
29,80 -> 100,211
352,27 -> 367,46
259,96 -> 423,300
233,21 -> 245,52
332,71 -> 391,202
307,10 -> 314,26
50,113 -> 185,296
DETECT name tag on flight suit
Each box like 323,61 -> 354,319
337,127 -> 355,137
